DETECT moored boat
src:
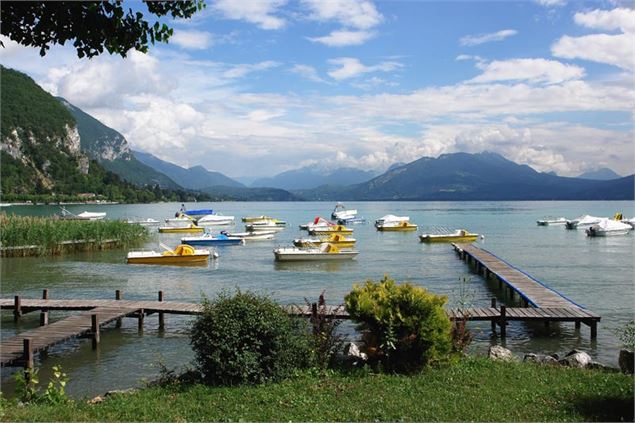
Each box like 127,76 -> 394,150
299,216 -> 334,230
127,244 -> 212,265
374,215 -> 410,228
293,233 -> 356,248
376,215 -> 418,231
536,217 -> 567,226
565,215 -> 604,229
181,233 -> 245,246
196,214 -> 235,226
308,224 -> 353,235
337,216 -> 366,225
586,219 -> 632,237
158,224 -> 204,234
57,207 -> 107,220
242,215 -> 276,222
419,229 -> 479,243
273,243 -> 359,261
221,230 -> 276,240
245,222 -> 286,232
127,218 -> 159,226
331,203 -> 358,220
180,208 -> 214,217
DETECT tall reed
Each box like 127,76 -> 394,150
0,213 -> 147,255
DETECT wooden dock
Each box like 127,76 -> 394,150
452,243 -> 600,338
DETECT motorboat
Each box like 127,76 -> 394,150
337,216 -> 366,225
249,218 -> 286,226
536,217 -> 567,226
180,208 -> 214,217
375,215 -> 410,227
57,207 -> 107,220
221,230 -> 276,241
299,216 -> 334,230
245,222 -> 286,232
165,213 -> 195,227
331,202 -> 358,220
621,217 -> 635,228
196,214 -> 235,226
308,224 -> 353,235
126,218 -> 159,226
242,215 -> 276,222
419,229 -> 479,243
586,219 -> 632,237
181,233 -> 245,246
158,224 -> 204,234
377,220 -> 418,231
565,215 -> 604,229
273,243 -> 359,261
293,233 -> 356,249
127,243 -> 213,265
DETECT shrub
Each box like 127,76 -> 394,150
305,292 -> 344,370
190,290 -> 311,386
344,275 -> 452,373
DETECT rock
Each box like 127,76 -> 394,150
523,353 -> 559,366
564,349 -> 583,357
488,345 -> 514,362
559,351 -> 592,368
550,353 -> 559,360
618,349 -> 634,374
587,361 -> 619,372
344,342 -> 368,361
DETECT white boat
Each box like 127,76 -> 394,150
196,214 -> 235,226
76,211 -> 107,220
165,214 -> 195,227
127,218 -> 159,226
621,217 -> 635,228
565,215 -> 604,229
273,243 -> 359,261
221,230 -> 276,240
375,215 -> 410,227
300,216 -> 334,231
249,218 -> 286,226
536,217 -> 567,226
331,203 -> 358,220
586,219 -> 632,237
245,223 -> 286,232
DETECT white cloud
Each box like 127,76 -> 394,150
289,64 -> 326,83
470,58 -> 586,85
223,61 -> 280,79
535,0 -> 567,7
327,57 -> 402,80
574,7 -> 635,33
302,0 -> 382,30
552,8 -> 635,71
170,30 -> 214,50
211,0 -> 287,30
307,30 -> 375,47
459,29 -> 518,46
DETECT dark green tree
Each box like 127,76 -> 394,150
0,1 -> 205,58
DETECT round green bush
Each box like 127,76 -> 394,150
190,290 -> 311,385
345,276 -> 452,373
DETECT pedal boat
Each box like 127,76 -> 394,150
376,220 -> 418,232
536,217 -> 567,226
308,224 -> 353,235
419,229 -> 479,243
242,215 -> 276,222
293,233 -> 356,248
222,230 -> 276,240
181,233 -> 245,246
127,244 -> 211,265
274,243 -> 359,261
158,224 -> 204,234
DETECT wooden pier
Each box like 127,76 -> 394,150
452,243 -> 600,338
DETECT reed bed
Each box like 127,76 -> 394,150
0,214 -> 147,256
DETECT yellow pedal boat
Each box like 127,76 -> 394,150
158,224 -> 204,234
308,224 -> 353,235
377,221 -> 418,231
293,233 -> 356,248
419,229 -> 479,243
127,244 -> 211,265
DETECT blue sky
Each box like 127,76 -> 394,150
1,0 -> 633,178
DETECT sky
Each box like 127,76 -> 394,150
1,0 -> 634,179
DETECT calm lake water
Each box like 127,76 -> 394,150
1,201 -> 634,398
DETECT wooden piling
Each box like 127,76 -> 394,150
500,306 -> 507,339
91,314 -> 100,349
590,321 -> 597,339
115,290 -> 122,328
158,291 -> 165,330
14,295 -> 21,322
23,338 -> 33,370
138,309 -> 144,331
39,289 -> 49,326
490,298 -> 497,333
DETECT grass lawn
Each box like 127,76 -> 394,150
1,358 -> 632,422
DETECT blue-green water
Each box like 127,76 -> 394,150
1,201 -> 634,397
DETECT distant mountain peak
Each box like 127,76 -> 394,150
577,167 -> 622,181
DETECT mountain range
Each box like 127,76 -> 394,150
1,66 -> 632,202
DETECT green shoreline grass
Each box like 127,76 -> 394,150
2,358 -> 632,422
0,214 -> 147,256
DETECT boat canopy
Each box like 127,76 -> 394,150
377,214 -> 409,222
183,209 -> 214,216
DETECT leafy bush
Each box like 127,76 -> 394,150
615,320 -> 635,350
190,290 -> 311,386
14,365 -> 69,405
344,276 -> 452,372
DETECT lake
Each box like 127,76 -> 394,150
1,200 -> 634,398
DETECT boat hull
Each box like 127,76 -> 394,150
127,254 -> 209,265
274,252 -> 358,261
586,229 -> 630,237
158,226 -> 204,233
293,240 -> 356,248
181,238 -> 244,246
420,235 -> 478,243
377,225 -> 418,232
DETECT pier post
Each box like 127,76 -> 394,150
138,309 -> 144,331
589,321 -> 597,339
490,298 -> 497,334
39,289 -> 49,326
158,291 -> 165,330
23,338 -> 33,370
14,295 -> 22,322
115,290 -> 122,328
91,314 -> 100,349
499,306 -> 507,339
311,302 -> 318,335
575,321 -> 581,330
